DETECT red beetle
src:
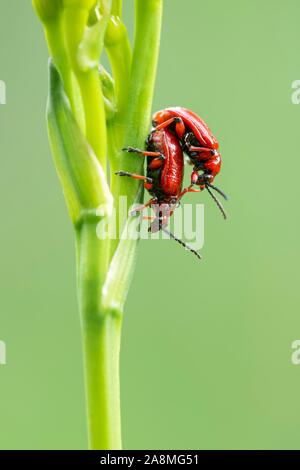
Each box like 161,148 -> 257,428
116,127 -> 202,259
152,107 -> 227,218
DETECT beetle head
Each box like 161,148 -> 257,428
191,171 -> 213,187
191,171 -> 228,219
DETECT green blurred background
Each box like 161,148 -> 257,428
0,0 -> 300,450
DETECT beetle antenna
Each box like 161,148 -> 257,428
205,184 -> 227,220
162,228 -> 202,261
206,182 -> 228,201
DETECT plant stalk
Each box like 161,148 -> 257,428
34,0 -> 164,451
76,221 -> 122,450
110,0 -> 163,250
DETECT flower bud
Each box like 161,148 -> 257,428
99,65 -> 115,100
32,0 -> 62,22
105,15 -> 127,47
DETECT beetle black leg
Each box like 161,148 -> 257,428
185,146 -> 218,163
115,171 -> 153,183
122,147 -> 162,158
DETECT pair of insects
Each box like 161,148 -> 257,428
116,107 -> 227,259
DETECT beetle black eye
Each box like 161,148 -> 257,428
204,174 -> 213,183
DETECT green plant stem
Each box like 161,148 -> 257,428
110,0 -> 163,248
43,18 -> 86,129
35,0 -> 164,451
122,0 -> 163,188
111,0 -> 122,16
63,4 -> 111,170
77,69 -> 108,170
76,221 -> 122,450
45,20 -> 72,101
106,27 -> 131,127
106,14 -> 132,199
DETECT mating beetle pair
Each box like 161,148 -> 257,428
116,107 -> 227,259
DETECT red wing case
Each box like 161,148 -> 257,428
160,129 -> 184,197
153,107 -> 219,150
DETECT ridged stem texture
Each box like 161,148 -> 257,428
32,0 -> 163,450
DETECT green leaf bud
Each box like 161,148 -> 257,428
32,0 -> 62,23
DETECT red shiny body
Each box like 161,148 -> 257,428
144,128 -> 184,231
117,107 -> 227,249
153,107 -> 219,149
116,128 -> 185,232
146,128 -> 184,202
153,107 -> 221,183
